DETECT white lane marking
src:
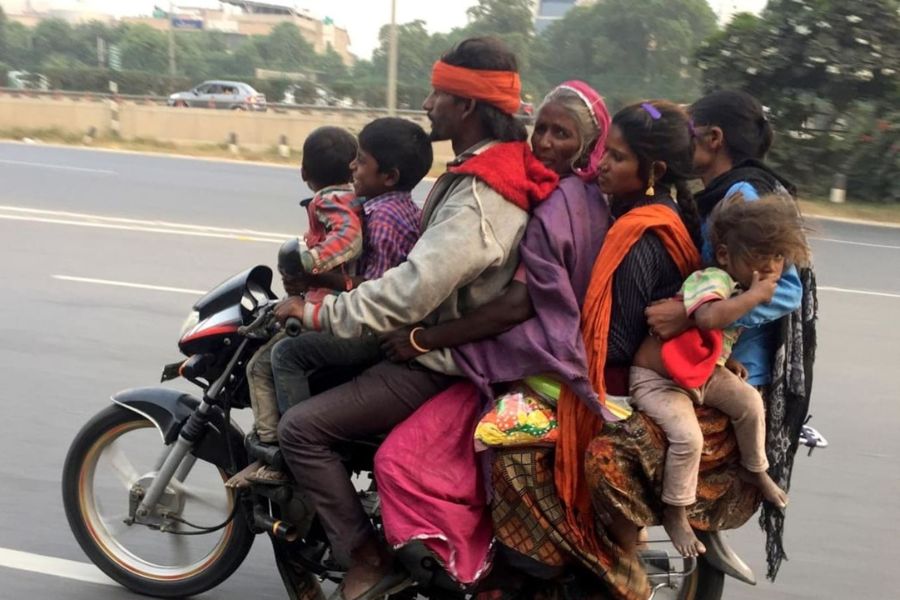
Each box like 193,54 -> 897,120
0,214 -> 286,243
810,237 -> 900,251
0,158 -> 116,175
0,205 -> 294,237
53,275 -> 206,295
818,286 -> 900,299
0,139 -> 299,171
0,547 -> 116,586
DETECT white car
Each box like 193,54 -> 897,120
168,80 -> 267,111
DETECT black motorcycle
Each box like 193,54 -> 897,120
62,265 -> 824,599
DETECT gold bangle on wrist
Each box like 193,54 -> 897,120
409,326 -> 430,354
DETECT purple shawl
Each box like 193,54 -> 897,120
451,175 -> 610,402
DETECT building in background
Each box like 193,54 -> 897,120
532,0 -> 597,33
3,0 -> 354,66
124,1 -> 353,65
531,0 -> 765,31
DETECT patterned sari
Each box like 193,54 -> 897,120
492,405 -> 760,600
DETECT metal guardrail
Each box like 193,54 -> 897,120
0,86 -> 429,117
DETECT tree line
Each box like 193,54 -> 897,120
0,0 -> 896,202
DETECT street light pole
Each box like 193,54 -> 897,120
168,1 -> 177,76
386,0 -> 398,115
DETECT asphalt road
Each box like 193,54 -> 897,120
1,142 -> 898,600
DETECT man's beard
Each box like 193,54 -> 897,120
428,118 -> 450,142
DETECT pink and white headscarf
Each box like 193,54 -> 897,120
544,80 -> 611,182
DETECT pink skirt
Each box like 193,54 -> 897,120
374,381 -> 493,584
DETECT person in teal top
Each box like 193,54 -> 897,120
701,181 -> 803,386
645,89 -> 819,580
647,90 -> 802,386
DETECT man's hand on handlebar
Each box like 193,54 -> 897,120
275,296 -> 306,323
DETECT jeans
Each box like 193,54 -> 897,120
270,331 -> 383,414
246,332 -> 287,443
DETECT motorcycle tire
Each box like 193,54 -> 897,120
62,404 -> 255,598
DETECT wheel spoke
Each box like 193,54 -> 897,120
170,479 -> 231,515
99,513 -> 132,538
168,532 -> 193,567
104,440 -> 140,490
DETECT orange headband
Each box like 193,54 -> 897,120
431,61 -> 522,116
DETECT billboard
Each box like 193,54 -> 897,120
171,17 -> 204,30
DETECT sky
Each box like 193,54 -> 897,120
2,0 -> 769,59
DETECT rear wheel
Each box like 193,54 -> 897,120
641,531 -> 725,600
678,557 -> 724,600
62,405 -> 254,598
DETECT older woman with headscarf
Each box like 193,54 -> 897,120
374,81 -> 612,586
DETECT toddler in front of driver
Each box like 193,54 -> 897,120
628,194 -> 810,558
227,119 -> 431,487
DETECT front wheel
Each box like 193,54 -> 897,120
62,405 -> 254,598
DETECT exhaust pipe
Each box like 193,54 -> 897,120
254,507 -> 298,542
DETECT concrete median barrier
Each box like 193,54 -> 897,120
0,94 -> 455,166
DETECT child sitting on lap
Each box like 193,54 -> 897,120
629,194 -> 810,557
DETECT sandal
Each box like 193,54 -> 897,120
327,569 -> 412,600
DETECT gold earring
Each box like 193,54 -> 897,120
645,181 -> 655,196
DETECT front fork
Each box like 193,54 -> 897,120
134,403 -> 212,519
135,337 -> 250,520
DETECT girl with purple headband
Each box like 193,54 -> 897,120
373,81 -> 612,587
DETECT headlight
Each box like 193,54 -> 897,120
180,310 -> 199,338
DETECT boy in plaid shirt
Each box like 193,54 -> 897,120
230,119 -> 432,486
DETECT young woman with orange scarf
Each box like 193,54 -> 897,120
489,100 -> 705,600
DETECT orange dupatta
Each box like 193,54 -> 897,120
554,203 -> 701,553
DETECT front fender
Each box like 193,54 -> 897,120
112,387 -> 247,473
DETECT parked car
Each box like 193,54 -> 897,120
7,70 -> 50,91
168,80 -> 267,111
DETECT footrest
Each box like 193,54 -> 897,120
245,434 -> 284,470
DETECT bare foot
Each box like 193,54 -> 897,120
225,460 -> 262,489
740,469 -> 789,509
246,465 -> 289,485
663,505 -> 706,557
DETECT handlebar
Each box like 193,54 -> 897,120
237,304 -> 303,339
284,317 -> 302,337
237,306 -> 273,338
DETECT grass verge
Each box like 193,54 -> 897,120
799,197 -> 900,225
